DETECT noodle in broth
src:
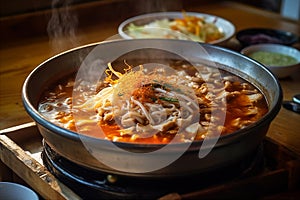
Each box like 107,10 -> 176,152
38,61 -> 268,144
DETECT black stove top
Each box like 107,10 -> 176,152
42,142 -> 265,200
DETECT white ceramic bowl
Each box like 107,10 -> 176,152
241,44 -> 300,78
0,182 -> 39,200
118,12 -> 235,45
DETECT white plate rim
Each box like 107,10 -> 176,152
118,12 -> 236,44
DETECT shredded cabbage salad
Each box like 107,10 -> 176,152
126,13 -> 225,43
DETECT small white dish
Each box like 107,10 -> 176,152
118,12 -> 235,45
0,182 -> 39,200
241,44 -> 300,78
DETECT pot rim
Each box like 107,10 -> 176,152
22,39 -> 283,150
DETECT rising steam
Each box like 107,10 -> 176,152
47,0 -> 79,53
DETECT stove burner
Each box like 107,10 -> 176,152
42,143 -> 264,199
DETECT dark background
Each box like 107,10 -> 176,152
0,0 -> 282,17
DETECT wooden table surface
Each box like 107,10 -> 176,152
1,0 -> 299,155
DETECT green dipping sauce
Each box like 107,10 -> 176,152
249,51 -> 298,66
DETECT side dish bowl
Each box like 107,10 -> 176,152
118,12 -> 235,45
236,28 -> 299,47
0,182 -> 39,200
241,43 -> 300,78
22,39 -> 282,179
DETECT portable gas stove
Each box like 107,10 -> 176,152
1,124 -> 299,199
42,141 -> 264,199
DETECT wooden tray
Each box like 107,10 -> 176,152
1,122 -> 299,199
0,122 -> 80,200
